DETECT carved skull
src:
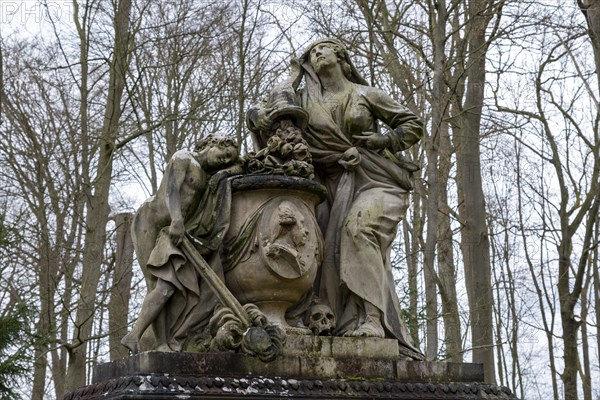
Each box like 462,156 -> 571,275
304,304 -> 336,336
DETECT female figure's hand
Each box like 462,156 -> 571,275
254,106 -> 275,132
352,131 -> 391,151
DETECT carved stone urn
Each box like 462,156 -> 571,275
223,175 -> 326,329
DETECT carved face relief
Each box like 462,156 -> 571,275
293,214 -> 309,247
309,44 -> 338,72
254,197 -> 322,282
304,304 -> 336,336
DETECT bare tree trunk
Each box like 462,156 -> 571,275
109,213 -> 134,360
558,195 -> 600,400
580,267 -> 592,400
577,9 -> 600,397
437,129 -> 461,362
235,0 -> 250,148
31,234 -> 53,400
421,0 -> 450,361
558,235 -> 579,400
31,209 -> 56,399
455,0 -> 496,384
593,219 -> 600,393
488,226 -> 504,388
65,0 -> 133,391
435,8 -> 461,357
504,231 -> 523,397
404,146 -> 424,345
404,176 -> 421,345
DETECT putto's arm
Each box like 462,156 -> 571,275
164,154 -> 189,245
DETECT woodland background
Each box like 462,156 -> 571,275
0,1 -> 599,399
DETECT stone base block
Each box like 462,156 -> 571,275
92,351 -> 485,385
66,337 -> 519,400
282,335 -> 401,359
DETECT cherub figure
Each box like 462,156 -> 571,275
122,135 -> 239,353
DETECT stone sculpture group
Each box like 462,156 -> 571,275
122,38 -> 425,361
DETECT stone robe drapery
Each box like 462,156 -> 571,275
142,171 -> 233,350
298,58 -> 424,358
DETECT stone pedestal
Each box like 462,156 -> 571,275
64,336 -> 519,399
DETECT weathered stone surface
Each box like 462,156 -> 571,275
69,337 -> 520,399
230,174 -> 327,201
67,373 -> 518,399
282,335 -> 399,359
224,175 -> 325,330
93,348 -> 483,384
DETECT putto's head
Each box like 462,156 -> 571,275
195,135 -> 238,152
195,135 -> 239,171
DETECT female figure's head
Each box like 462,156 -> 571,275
300,38 -> 368,86
308,41 -> 353,80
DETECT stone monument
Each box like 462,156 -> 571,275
65,38 -> 519,400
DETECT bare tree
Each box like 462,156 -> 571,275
65,0 -> 134,390
493,3 -> 600,398
108,213 -> 134,361
451,0 -> 505,383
